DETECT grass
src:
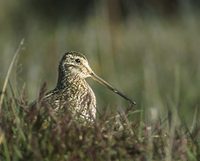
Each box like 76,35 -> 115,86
0,82 -> 199,160
0,46 -> 200,161
0,3 -> 200,160
0,39 -> 24,111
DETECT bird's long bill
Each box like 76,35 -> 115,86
91,72 -> 136,105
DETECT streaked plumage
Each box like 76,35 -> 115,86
42,51 -> 136,122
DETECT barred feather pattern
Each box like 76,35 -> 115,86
43,65 -> 96,121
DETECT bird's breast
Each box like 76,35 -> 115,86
64,80 -> 96,120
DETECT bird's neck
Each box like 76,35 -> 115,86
56,70 -> 86,90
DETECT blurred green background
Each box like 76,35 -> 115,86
0,0 -> 200,124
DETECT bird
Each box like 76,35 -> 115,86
42,51 -> 136,122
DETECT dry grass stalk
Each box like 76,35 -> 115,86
0,39 -> 24,112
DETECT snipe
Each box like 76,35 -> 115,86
43,51 -> 136,121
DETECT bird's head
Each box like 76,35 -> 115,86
59,51 -> 93,79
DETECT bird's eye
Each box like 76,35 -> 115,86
75,58 -> 81,63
